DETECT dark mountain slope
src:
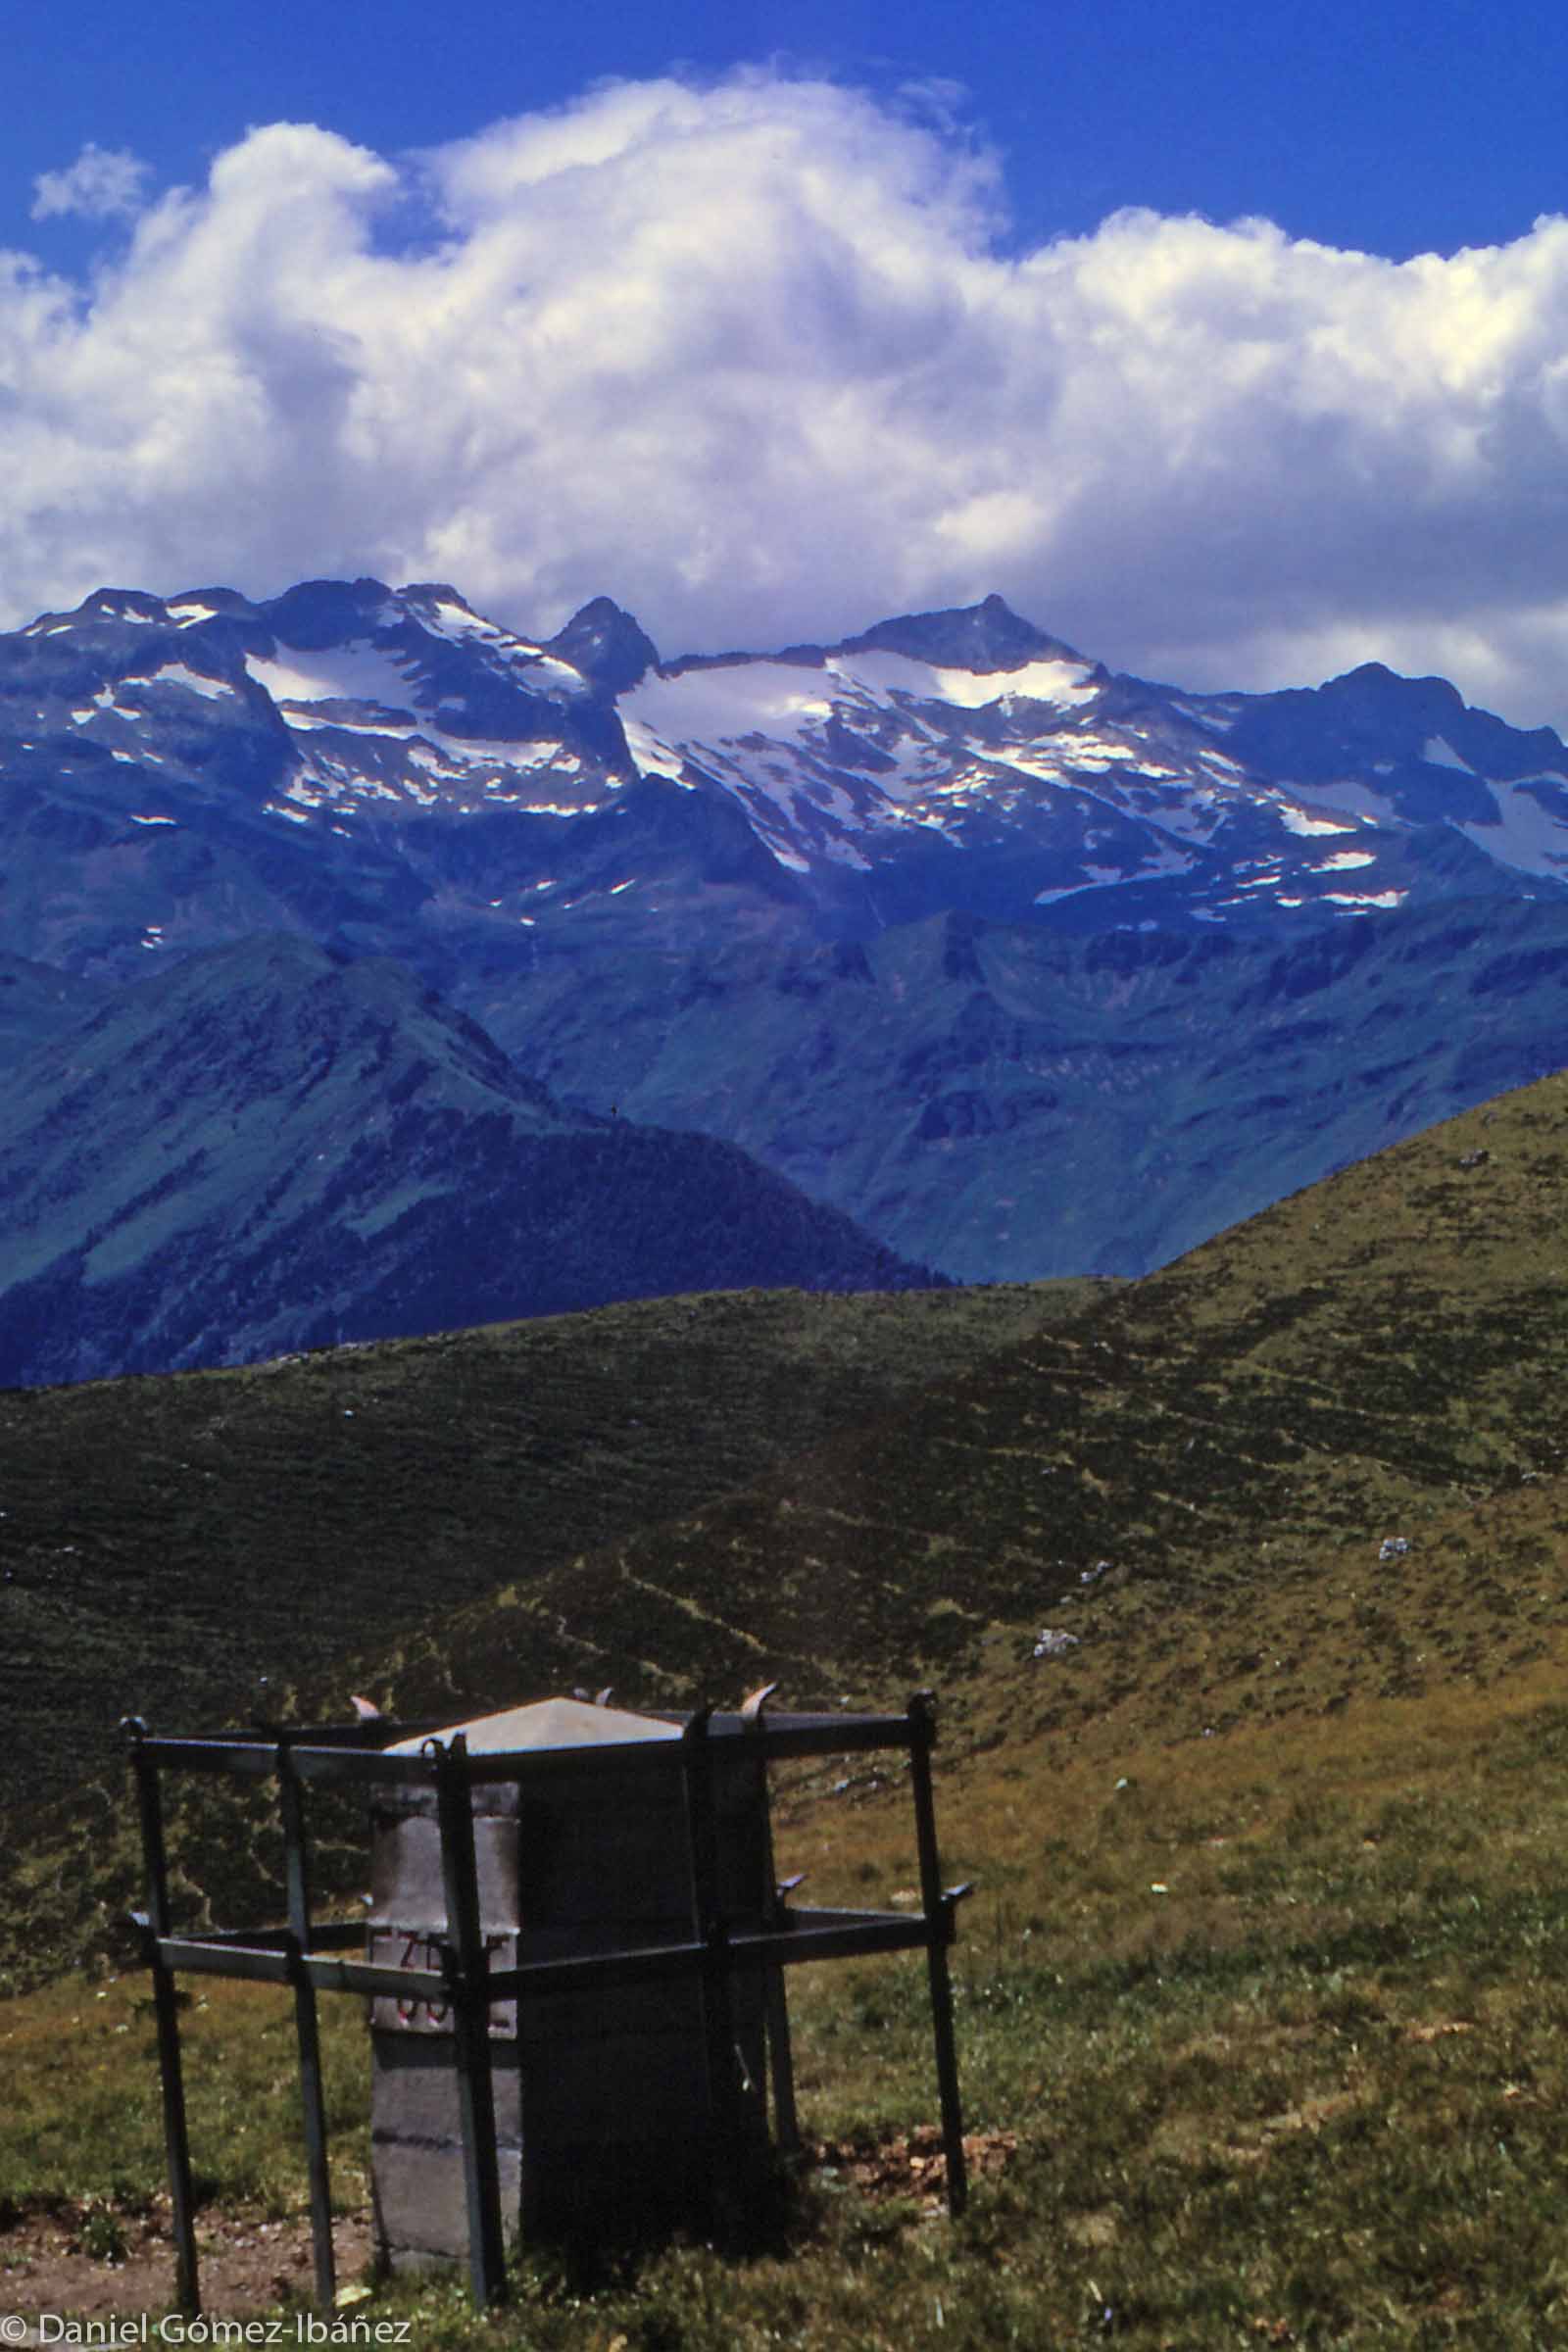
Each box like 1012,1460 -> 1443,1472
479,894 -> 1568,1279
0,935 -> 935,1386
0,955 -> 102,1065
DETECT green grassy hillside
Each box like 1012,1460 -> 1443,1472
8,1069 -> 1568,2341
0,1279 -> 1099,1822
338,1070 -> 1566,1743
10,1450 -> 1568,2343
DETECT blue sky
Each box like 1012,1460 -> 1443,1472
12,0 -> 1566,264
6,1 -> 1568,721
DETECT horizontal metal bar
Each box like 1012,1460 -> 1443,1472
769,1904 -> 933,1933
303,1956 -> 449,2001
646,1710 -> 915,1743
164,1924 -> 294,1951
744,1915 -> 937,1967
143,1899 -> 952,2001
131,1738 -> 441,1786
152,1918 -> 368,1956
455,1720 -> 915,1784
149,1936 -> 451,2003
133,1712 -> 920,1786
726,1718 -> 917,1764
134,1722 -> 452,1755
482,1908 -> 943,2000
276,1721 -> 453,1745
131,1740 -> 281,1779
157,1938 -> 293,1983
486,1940 -> 702,1999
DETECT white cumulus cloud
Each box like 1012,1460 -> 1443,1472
31,142 -> 152,221
4,74 -> 1568,729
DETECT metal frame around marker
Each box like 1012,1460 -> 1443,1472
122,1690 -> 972,2315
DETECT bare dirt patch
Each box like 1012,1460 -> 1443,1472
808,2124 -> 1018,2208
1,2132 -> 1017,2330
0,2200 -> 375,2326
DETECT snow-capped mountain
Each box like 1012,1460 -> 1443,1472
9,571 -> 1568,1364
7,577 -> 1568,992
10,574 -> 638,829
621,596 -> 1568,930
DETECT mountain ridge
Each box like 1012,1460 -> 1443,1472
8,574 -> 1568,1364
10,575 -> 1568,984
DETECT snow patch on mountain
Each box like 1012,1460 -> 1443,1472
408,592 -> 591,694
1460,781 -> 1568,878
246,644 -> 419,716
624,662 -> 836,747
841,649 -> 1100,710
1289,781 -> 1398,827
1034,839 -> 1197,905
1276,806 -> 1355,838
620,718 -> 690,782
148,663 -> 236,700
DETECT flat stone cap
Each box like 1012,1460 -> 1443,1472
384,1695 -> 682,1756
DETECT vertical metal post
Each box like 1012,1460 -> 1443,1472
907,1691 -> 968,2218
761,1948 -> 801,2148
124,1719 -> 201,2312
742,1687 -> 800,2154
431,1736 -> 507,2308
681,1708 -> 744,2227
276,1742 -> 336,2308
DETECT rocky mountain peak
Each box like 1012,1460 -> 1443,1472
74,588 -> 171,626
839,592 -> 1085,674
260,576 -> 396,650
547,597 -> 661,694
